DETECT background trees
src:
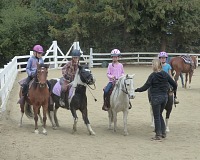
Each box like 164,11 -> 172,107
0,0 -> 200,67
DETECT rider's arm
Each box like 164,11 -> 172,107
26,57 -> 33,77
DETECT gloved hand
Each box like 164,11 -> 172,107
135,88 -> 140,92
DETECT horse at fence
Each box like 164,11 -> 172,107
169,55 -> 197,88
18,63 -> 50,134
148,88 -> 174,132
108,74 -> 135,136
48,65 -> 96,135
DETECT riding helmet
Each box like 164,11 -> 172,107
72,49 -> 81,57
158,51 -> 168,58
111,49 -> 121,57
33,45 -> 44,54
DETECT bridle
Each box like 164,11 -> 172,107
36,67 -> 48,88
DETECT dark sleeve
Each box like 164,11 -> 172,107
168,75 -> 177,91
136,73 -> 154,92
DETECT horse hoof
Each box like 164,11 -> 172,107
42,131 -> 47,135
150,124 -> 154,127
18,123 -> 22,127
90,131 -> 96,136
166,128 -> 170,132
52,126 -> 57,130
34,130 -> 39,134
124,132 -> 129,136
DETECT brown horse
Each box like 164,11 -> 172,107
19,63 -> 50,134
169,55 -> 197,88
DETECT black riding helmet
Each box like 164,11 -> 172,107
72,49 -> 81,57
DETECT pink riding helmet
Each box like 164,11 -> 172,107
158,51 -> 168,58
111,49 -> 121,57
33,45 -> 44,54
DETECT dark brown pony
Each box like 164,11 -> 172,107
19,63 -> 50,134
169,55 -> 197,88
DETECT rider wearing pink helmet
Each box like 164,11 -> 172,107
18,44 -> 46,104
102,49 -> 125,111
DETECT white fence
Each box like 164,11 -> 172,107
1,41 -> 199,112
89,48 -> 200,67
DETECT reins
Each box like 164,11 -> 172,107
119,77 -> 133,109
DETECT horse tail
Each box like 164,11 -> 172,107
24,103 -> 34,119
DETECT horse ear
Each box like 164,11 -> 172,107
126,74 -> 128,78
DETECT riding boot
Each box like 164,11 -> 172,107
17,96 -> 25,105
102,98 -> 109,111
17,83 -> 28,105
49,95 -> 54,106
59,91 -> 65,107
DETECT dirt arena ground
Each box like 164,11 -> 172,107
0,66 -> 200,160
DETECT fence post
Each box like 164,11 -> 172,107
53,41 -> 58,69
89,48 -> 93,68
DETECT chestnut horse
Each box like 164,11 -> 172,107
19,63 -> 50,134
169,55 -> 197,88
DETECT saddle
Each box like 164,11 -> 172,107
60,77 -> 70,92
181,55 -> 195,70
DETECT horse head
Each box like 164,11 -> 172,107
118,74 -> 135,99
36,63 -> 49,88
125,74 -> 135,99
78,65 -> 96,85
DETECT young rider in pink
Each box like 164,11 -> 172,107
102,49 -> 125,111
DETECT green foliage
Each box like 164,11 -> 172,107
0,0 -> 200,67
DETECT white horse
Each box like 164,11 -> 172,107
108,74 -> 135,136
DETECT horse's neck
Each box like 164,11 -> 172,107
72,69 -> 84,88
113,78 -> 126,98
75,85 -> 86,94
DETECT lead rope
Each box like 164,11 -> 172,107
87,83 -> 97,102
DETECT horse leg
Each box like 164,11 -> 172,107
81,109 -> 95,135
165,94 -> 173,132
108,110 -> 113,130
185,73 -> 188,88
113,110 -> 117,132
188,71 -> 193,88
54,108 -> 60,127
42,106 -> 48,135
33,106 -> 39,134
70,109 -> 78,133
38,109 -> 43,125
19,104 -> 24,127
48,102 -> 57,129
123,110 -> 129,136
150,105 -> 154,127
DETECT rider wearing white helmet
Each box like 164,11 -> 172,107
102,49 -> 125,111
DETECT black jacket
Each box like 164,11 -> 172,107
135,70 -> 177,96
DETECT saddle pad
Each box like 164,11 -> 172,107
181,55 -> 192,64
52,80 -> 61,97
18,78 -> 27,86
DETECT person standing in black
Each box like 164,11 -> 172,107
135,59 -> 177,141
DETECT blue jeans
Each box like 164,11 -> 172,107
104,82 -> 113,98
151,94 -> 168,136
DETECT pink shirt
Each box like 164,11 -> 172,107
107,62 -> 124,82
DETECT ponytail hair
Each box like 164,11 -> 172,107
152,59 -> 162,72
